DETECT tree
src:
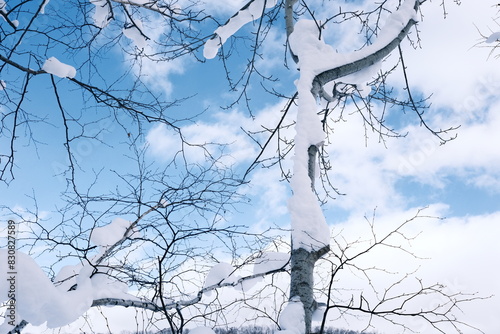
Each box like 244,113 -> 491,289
0,0 -> 485,333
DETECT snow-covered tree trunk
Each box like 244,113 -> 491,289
284,1 -> 419,333
289,142 -> 330,334
285,1 -> 331,332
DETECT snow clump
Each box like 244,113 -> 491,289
42,57 -> 76,78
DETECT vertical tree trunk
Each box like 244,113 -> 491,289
289,145 -> 329,334
290,248 -> 322,334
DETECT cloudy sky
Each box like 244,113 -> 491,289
143,1 -> 500,332
2,0 -> 500,333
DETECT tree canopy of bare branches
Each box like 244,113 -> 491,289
0,0 -> 486,333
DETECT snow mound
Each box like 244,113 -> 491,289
89,0 -> 111,28
277,297 -> 305,334
0,250 -> 93,329
0,250 -> 138,331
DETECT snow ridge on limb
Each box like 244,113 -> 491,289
311,0 -> 420,99
203,0 -> 278,59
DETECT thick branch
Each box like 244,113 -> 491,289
91,298 -> 162,312
0,54 -> 45,76
312,1 -> 419,96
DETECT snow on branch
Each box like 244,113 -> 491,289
0,249 -> 136,331
203,0 -> 278,59
42,57 -> 77,79
312,0 -> 419,98
286,0 -> 419,253
91,202 -> 162,266
0,0 -> 19,29
89,0 -> 112,28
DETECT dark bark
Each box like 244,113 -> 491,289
289,145 -> 330,334
290,245 -> 330,334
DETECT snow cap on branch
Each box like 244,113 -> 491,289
123,20 -> 148,49
289,0 -> 418,98
90,217 -> 136,248
203,0 -> 278,59
40,0 -> 50,14
89,0 -> 111,28
42,57 -> 76,78
0,250 -> 93,329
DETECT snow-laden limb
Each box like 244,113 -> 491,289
91,255 -> 289,317
286,0 -> 419,253
92,298 -> 161,311
91,205 -> 160,266
311,0 -> 419,98
286,39 -> 330,251
0,211 -> 156,331
203,262 -> 241,296
42,57 -> 77,79
0,244 -> 289,331
0,250 -> 142,331
0,250 -> 92,329
0,79 -> 5,90
110,0 -> 173,15
90,217 -> 138,248
287,18 -> 331,251
203,0 -> 278,59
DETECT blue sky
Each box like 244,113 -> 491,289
2,0 -> 500,332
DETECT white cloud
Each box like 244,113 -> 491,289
145,102 -> 290,166
144,123 -> 181,160
320,206 -> 500,334
396,0 -> 499,108
121,15 -> 187,96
